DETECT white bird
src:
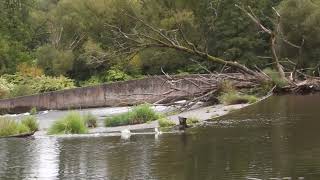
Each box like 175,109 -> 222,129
121,129 -> 131,139
155,127 -> 162,135
40,110 -> 49,115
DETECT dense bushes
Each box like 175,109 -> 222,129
79,68 -> 133,87
105,104 -> 159,127
0,78 -> 14,99
0,74 -> 75,98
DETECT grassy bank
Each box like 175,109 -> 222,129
0,116 -> 39,137
105,104 -> 159,127
218,91 -> 258,105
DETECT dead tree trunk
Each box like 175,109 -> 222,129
236,5 -> 288,82
105,13 -> 266,81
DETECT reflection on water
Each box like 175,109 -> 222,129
0,94 -> 320,179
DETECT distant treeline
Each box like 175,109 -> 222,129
0,0 -> 319,87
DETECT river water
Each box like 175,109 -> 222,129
0,94 -> 319,179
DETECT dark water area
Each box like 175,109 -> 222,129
0,94 -> 319,179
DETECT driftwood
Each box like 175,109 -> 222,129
153,73 -> 260,111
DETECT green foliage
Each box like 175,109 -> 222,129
105,113 -> 131,127
9,84 -> 37,97
0,116 -> 37,137
30,107 -> 37,115
48,112 -> 88,135
102,68 -> 131,82
79,76 -> 102,87
278,0 -> 320,70
16,123 -> 31,134
105,104 -> 159,127
0,0 -> 318,88
186,117 -> 199,126
36,45 -> 74,76
218,91 -> 258,105
0,77 -> 14,99
158,118 -> 176,128
130,104 -> 160,124
21,116 -> 39,132
83,113 -> 98,128
263,68 -> 288,88
1,74 -> 75,98
0,118 -> 20,137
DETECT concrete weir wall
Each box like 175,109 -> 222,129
0,75 -> 207,114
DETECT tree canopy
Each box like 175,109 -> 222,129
0,0 -> 318,87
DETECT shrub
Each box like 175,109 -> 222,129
2,74 -> 75,98
102,68 -> 131,82
83,113 -> 98,128
48,112 -> 88,135
218,91 -> 258,105
0,78 -> 14,99
9,84 -> 37,97
105,104 -> 159,127
158,118 -> 176,128
21,116 -> 39,132
79,76 -> 101,87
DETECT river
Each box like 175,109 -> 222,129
0,94 -> 319,179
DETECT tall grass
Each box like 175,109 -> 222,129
158,118 -> 176,128
21,116 -> 39,132
105,104 -> 159,127
0,116 -> 38,137
48,112 -> 88,135
218,91 -> 258,105
217,79 -> 258,105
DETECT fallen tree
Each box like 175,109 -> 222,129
102,9 -> 320,108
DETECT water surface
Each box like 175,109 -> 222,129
0,94 -> 319,179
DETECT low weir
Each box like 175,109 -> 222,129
0,75 -> 213,114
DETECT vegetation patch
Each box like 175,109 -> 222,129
158,118 -> 176,128
21,116 -> 39,132
0,116 -> 38,137
218,91 -> 258,105
48,112 -> 88,135
105,104 -> 159,127
30,107 -> 37,115
186,117 -> 200,126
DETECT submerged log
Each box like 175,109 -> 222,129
0,131 -> 35,139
